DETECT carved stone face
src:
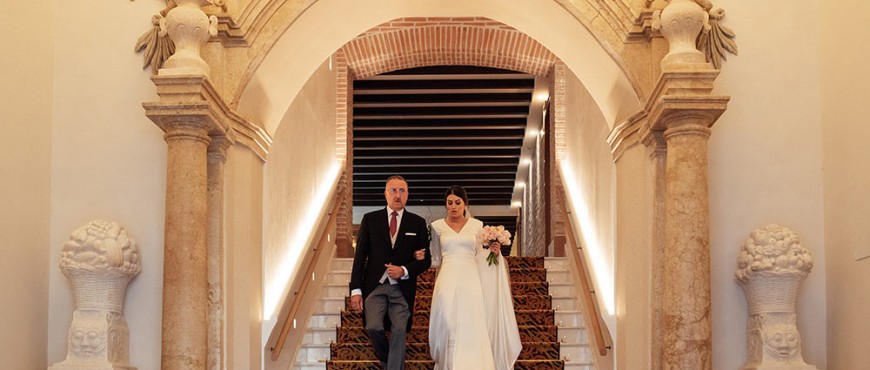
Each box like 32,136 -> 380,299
762,324 -> 800,359
70,326 -> 107,356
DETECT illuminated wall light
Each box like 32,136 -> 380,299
558,161 -> 614,315
264,162 -> 342,319
535,92 -> 550,101
516,182 -> 526,189
522,158 -> 532,166
511,201 -> 522,208
527,129 -> 538,137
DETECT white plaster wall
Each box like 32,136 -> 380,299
0,0 -> 53,367
819,1 -> 870,368
45,1 -> 167,368
225,144 -> 265,370
709,1 -> 827,368
559,70 -> 618,332
262,58 -> 339,338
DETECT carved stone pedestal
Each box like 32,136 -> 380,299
736,224 -> 818,370
49,220 -> 140,370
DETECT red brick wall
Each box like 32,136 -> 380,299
341,17 -> 558,78
335,50 -> 355,257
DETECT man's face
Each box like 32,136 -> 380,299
384,179 -> 409,212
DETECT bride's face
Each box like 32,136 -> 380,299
445,194 -> 466,219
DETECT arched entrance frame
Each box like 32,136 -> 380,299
142,0 -> 729,369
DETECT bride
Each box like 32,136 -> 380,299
416,185 -> 522,369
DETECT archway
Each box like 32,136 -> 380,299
143,0 -> 728,369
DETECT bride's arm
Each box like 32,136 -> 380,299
429,224 -> 442,268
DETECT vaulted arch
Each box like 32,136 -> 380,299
341,17 -> 557,78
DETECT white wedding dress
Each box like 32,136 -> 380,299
428,218 -> 522,370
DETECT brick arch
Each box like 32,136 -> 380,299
341,17 -> 558,78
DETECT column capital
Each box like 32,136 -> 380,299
646,68 -> 729,133
616,67 -> 727,159
143,75 -> 272,160
208,132 -> 236,162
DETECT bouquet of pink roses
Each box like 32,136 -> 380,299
475,225 -> 512,266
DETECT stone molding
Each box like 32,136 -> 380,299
608,68 -> 727,161
144,75 -> 272,160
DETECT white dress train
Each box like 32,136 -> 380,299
428,218 -> 522,370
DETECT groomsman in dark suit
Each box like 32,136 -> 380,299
349,175 -> 431,370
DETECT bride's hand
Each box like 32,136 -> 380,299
488,242 -> 501,255
414,248 -> 425,261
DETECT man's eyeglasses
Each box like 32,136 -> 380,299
386,188 -> 407,195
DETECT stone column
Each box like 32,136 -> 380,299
651,1 -> 727,368
207,134 -> 233,370
162,119 -> 211,370
154,2 -> 220,363
661,112 -> 713,369
645,71 -> 728,370
641,128 -> 667,370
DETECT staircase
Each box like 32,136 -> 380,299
293,257 -> 595,369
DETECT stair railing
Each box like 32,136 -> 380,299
558,185 -> 613,368
266,175 -> 345,364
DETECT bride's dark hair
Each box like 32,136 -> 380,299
444,185 -> 469,215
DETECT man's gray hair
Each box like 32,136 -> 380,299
385,175 -> 407,187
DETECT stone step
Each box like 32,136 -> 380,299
547,282 -> 578,298
564,361 -> 596,370
293,361 -> 326,370
336,325 -> 559,344
409,294 -> 552,311
552,296 -> 577,311
415,281 -> 550,296
303,256 -> 596,369
331,258 -> 354,271
316,297 -> 347,314
329,342 -> 561,361
297,342 -> 331,363
326,359 -> 565,369
322,281 -> 555,298
333,256 -> 551,271
330,267 -> 550,284
560,342 -> 593,364
554,310 -> 584,327
544,257 -> 568,270
338,309 -> 556,328
557,326 -> 590,345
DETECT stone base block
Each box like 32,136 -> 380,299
49,363 -> 136,370
743,364 -> 818,370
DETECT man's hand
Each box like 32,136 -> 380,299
350,295 -> 363,313
414,248 -> 426,261
385,263 -> 404,279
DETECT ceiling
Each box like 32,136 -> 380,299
351,65 -> 538,209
